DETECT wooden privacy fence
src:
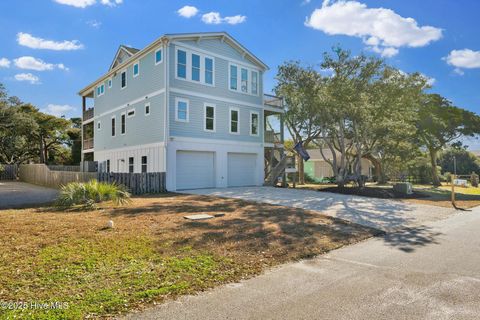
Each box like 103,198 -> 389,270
47,165 -> 81,172
0,164 -> 18,180
19,164 -> 96,189
97,172 -> 166,195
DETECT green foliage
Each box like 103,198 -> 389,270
438,147 -> 480,175
55,180 -> 131,209
0,163 -> 4,175
406,155 -> 441,184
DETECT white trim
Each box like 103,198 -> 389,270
174,46 -> 215,87
170,136 -> 262,147
96,142 -> 165,153
120,69 -> 127,90
229,107 -> 240,134
108,78 -> 112,89
203,103 -> 216,132
173,41 -> 261,72
111,115 -> 116,137
169,87 -> 263,109
175,97 -> 189,122
133,61 -> 139,78
251,70 -> 258,95
97,120 -> 101,131
127,108 -> 135,118
82,148 -> 94,153
120,112 -> 126,135
154,48 -> 163,65
83,117 -> 94,125
145,102 -> 151,116
96,83 -> 105,97
250,111 -> 260,136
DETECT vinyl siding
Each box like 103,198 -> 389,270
94,93 -> 165,151
168,40 -> 264,107
93,47 -> 166,116
169,92 -> 263,143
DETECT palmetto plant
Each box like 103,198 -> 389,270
56,180 -> 131,209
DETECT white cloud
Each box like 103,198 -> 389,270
86,20 -> 102,28
41,104 -> 76,117
17,32 -> 84,51
444,49 -> 480,70
53,0 -> 95,8
0,58 -> 10,68
13,56 -> 69,71
14,73 -> 40,84
202,12 -> 247,25
302,0 -> 312,5
177,5 -> 198,18
305,0 -> 442,57
53,0 -> 122,8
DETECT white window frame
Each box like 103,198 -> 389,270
97,84 -> 105,97
111,115 -> 116,137
120,70 -> 127,89
128,157 -> 135,173
175,97 -> 189,122
228,63 -> 260,96
108,78 -> 112,89
155,48 -> 163,65
241,67 -> 248,93
133,62 -> 139,78
120,112 -> 126,135
251,70 -> 258,95
127,108 -> 135,118
191,53 -> 201,82
141,155 -> 148,173
145,102 -> 150,116
250,111 -> 260,136
97,121 -> 101,131
175,46 -> 215,86
203,103 -> 216,132
229,107 -> 240,135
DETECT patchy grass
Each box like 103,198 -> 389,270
0,194 -> 378,319
405,186 -> 480,209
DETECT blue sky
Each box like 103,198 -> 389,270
1,0 -> 479,148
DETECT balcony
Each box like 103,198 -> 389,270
264,130 -> 283,147
83,107 -> 94,122
83,138 -> 94,150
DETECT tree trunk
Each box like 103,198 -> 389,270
429,148 -> 441,187
364,154 -> 386,184
39,136 -> 45,164
298,157 -> 305,185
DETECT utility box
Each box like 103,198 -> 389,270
393,182 -> 413,195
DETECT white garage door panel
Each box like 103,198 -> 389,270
228,153 -> 257,187
176,151 -> 215,190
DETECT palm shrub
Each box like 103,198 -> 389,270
56,180 -> 131,209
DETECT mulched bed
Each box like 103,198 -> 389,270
319,186 -> 429,199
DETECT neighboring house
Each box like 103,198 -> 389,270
304,149 -> 374,180
79,32 -> 285,191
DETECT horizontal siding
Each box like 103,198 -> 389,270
94,93 -> 165,151
169,40 -> 264,106
94,47 -> 165,116
169,92 -> 263,143
95,144 -> 165,173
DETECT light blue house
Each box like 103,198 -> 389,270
79,32 -> 285,191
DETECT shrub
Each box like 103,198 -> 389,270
56,180 -> 131,209
0,164 -> 4,176
471,172 -> 479,187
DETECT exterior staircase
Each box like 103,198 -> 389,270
264,155 -> 287,186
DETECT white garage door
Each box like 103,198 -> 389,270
176,151 -> 215,190
228,153 -> 257,187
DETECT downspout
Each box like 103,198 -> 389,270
163,38 -> 169,173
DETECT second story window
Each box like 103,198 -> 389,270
205,57 -> 213,85
192,54 -> 200,82
133,63 -> 139,77
230,65 -> 237,90
121,113 -> 126,134
250,112 -> 259,136
204,104 -> 215,132
128,157 -> 134,173
175,98 -> 189,122
241,68 -> 248,93
108,78 -> 112,88
177,50 -> 187,79
121,71 -> 127,89
155,49 -> 162,65
111,116 -> 116,137
251,71 -> 258,95
97,84 -> 105,97
230,108 -> 239,134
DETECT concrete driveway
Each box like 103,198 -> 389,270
126,207 -> 480,320
181,186 -> 456,232
0,181 -> 58,209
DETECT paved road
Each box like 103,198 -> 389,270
125,207 -> 480,320
182,187 -> 455,232
0,181 -> 58,209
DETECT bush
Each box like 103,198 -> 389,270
56,180 -> 131,209
0,164 -> 4,175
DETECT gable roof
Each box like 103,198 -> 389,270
79,32 -> 269,96
109,45 -> 140,71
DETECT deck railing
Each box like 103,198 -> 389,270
83,138 -> 94,150
83,108 -> 94,121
